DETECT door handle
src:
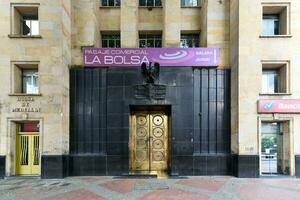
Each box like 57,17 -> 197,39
145,136 -> 153,142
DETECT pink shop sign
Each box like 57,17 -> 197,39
258,99 -> 300,113
83,48 -> 219,67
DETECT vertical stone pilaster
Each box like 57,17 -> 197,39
230,0 -> 239,155
121,0 -> 138,47
163,0 -> 181,47
71,0 -> 100,65
206,0 -> 230,67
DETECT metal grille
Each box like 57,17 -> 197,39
139,34 -> 162,48
180,34 -> 200,48
20,136 -> 29,165
139,0 -> 162,7
102,34 -> 121,48
101,0 -> 120,6
33,136 -> 40,165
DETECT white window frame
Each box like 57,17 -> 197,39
261,3 -> 291,37
10,61 -> 40,95
260,61 -> 290,95
10,3 -> 40,37
22,69 -> 39,94
181,0 -> 200,7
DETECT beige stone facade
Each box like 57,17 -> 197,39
0,0 -> 71,176
231,0 -> 300,176
0,0 -> 299,177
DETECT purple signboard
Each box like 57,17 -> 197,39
84,48 -> 219,67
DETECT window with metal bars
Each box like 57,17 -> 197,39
139,34 -> 162,48
139,0 -> 162,7
180,33 -> 200,48
101,0 -> 121,6
102,34 -> 121,48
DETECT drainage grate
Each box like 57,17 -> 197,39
134,182 -> 169,190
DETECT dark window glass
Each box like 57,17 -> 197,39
109,0 -> 114,6
148,0 -> 154,6
102,0 -> 120,6
262,69 -> 280,93
181,0 -> 199,7
116,39 -> 121,48
139,0 -> 161,7
147,39 -> 154,47
139,39 -> 146,47
156,0 -> 162,6
262,14 -> 280,35
180,34 -> 200,48
139,0 -> 146,6
109,39 -> 114,47
155,39 -> 162,48
102,0 -> 108,6
102,34 -> 121,48
139,34 -> 162,48
102,40 -> 107,48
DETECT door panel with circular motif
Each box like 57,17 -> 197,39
149,113 -> 168,171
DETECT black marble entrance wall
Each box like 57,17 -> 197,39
295,155 -> 300,178
0,156 -> 5,178
42,67 -> 233,178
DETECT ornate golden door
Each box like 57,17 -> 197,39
130,111 -> 169,176
16,131 -> 40,175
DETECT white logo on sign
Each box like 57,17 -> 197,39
159,50 -> 188,60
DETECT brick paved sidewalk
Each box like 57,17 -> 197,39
1,176 -> 300,200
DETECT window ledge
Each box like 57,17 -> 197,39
259,35 -> 292,38
139,6 -> 163,8
181,6 -> 201,8
99,6 -> 120,8
259,93 -> 292,96
8,34 -> 42,39
9,93 -> 42,96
